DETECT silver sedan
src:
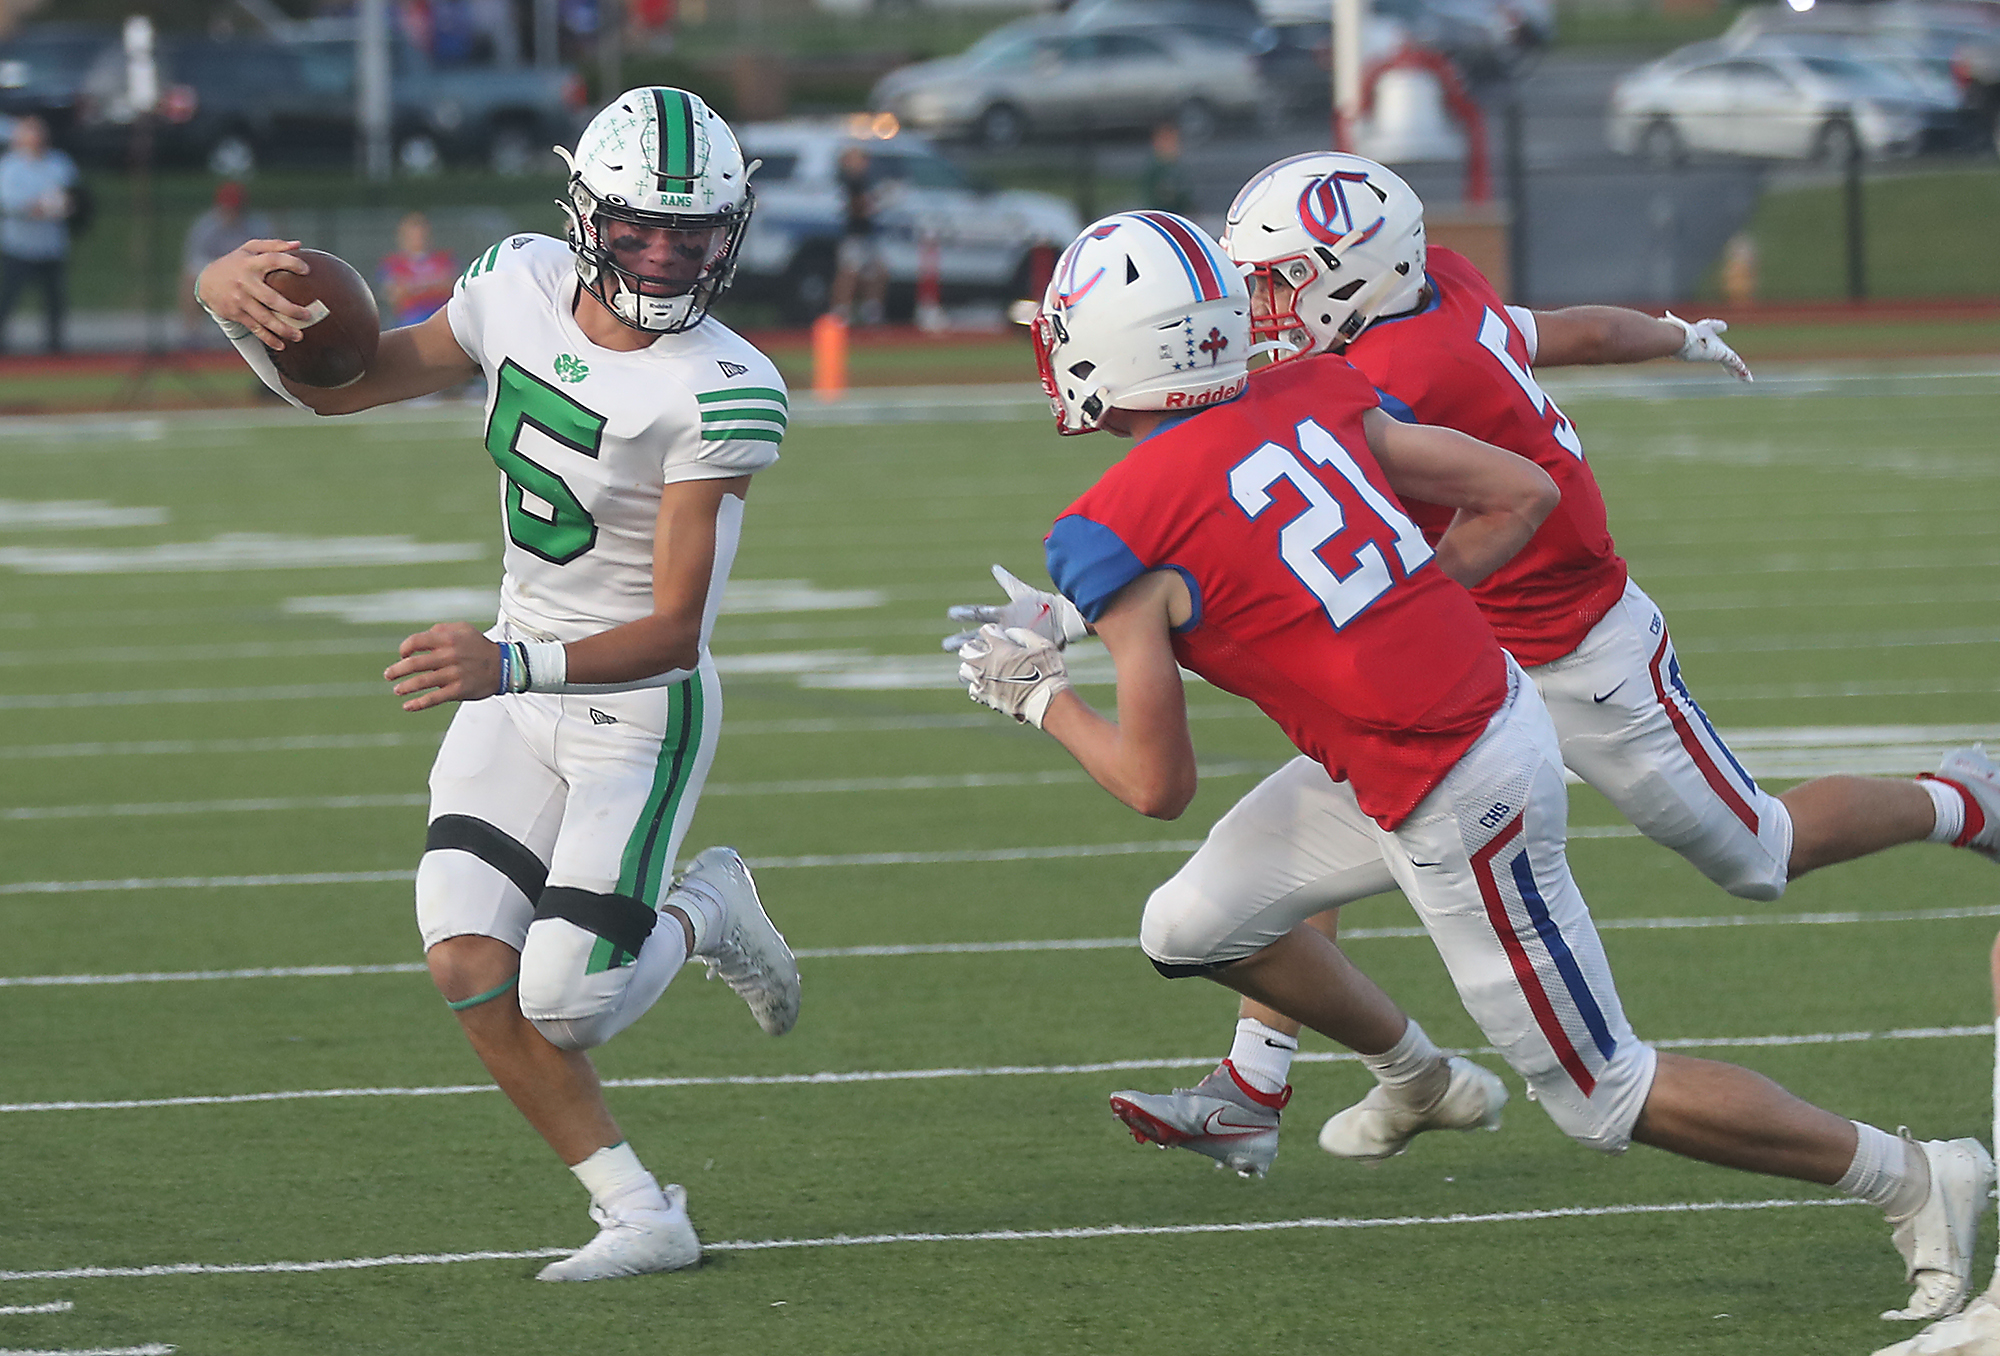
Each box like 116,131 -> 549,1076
871,21 -> 1266,148
1608,48 -> 1950,163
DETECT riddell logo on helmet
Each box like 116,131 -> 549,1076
1162,375 -> 1247,409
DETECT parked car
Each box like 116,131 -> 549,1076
1607,48 -> 1954,164
869,16 -> 1267,147
75,32 -> 585,175
76,37 -> 319,172
1720,1 -> 2000,150
732,119 -> 1079,321
287,36 -> 588,175
0,24 -> 116,145
1259,0 -> 1548,82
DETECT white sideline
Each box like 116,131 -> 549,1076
0,1302 -> 73,1313
8,902 -> 2000,990
0,1196 -> 1870,1284
0,1348 -> 174,1356
0,828 -> 1654,897
0,1025 -> 1983,1116
0,763 -> 1282,822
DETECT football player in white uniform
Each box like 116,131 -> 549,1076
196,88 -> 801,1282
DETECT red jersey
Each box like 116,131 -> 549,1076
1343,247 -> 1628,666
1045,354 -> 1506,829
378,248 -> 458,328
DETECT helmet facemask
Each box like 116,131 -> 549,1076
1223,153 -> 1428,360
1033,306 -> 1109,437
555,87 -> 756,336
560,163 -> 752,335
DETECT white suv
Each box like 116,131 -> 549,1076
733,118 -> 1080,322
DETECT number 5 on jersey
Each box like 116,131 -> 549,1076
1478,308 -> 1584,458
486,358 -> 606,565
1228,418 -> 1433,629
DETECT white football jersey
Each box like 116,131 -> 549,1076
447,233 -> 785,643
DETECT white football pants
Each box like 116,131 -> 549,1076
1142,661 -> 1658,1151
415,652 -> 722,1050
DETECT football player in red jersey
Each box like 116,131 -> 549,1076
1083,157 -> 1999,1239
952,209 -> 1990,1325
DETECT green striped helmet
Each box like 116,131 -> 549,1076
556,87 -> 756,333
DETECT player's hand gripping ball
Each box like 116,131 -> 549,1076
265,249 -> 380,387
957,623 -> 1072,728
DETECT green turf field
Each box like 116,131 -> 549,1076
1,370 -> 1997,1355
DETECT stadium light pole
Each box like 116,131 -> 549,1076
536,0 -> 560,68
1332,0 -> 1363,151
123,17 -> 159,350
599,0 -> 623,100
119,13 -> 174,402
358,0 -> 391,181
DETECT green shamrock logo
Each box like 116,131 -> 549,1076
554,354 -> 590,383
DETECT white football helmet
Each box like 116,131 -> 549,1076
1220,152 -> 1426,362
556,87 -> 755,334
1034,211 -> 1252,437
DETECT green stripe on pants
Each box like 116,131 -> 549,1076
617,674 -> 705,904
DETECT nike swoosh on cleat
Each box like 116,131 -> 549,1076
1199,1110 -> 1274,1137
1409,859 -> 1443,868
1592,680 -> 1628,703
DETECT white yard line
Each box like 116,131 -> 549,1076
0,1026 -> 1983,1116
8,902 -> 2000,991
0,1196 -> 1873,1284
0,833 -> 1658,896
0,764 -> 1282,822
0,1302 -> 73,1313
0,1348 -> 174,1355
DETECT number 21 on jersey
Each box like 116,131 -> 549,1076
1228,418 -> 1434,629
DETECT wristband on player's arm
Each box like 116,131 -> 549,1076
195,283 -> 308,411
497,640 -> 695,695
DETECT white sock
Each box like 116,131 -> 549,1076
665,880 -> 726,956
570,1141 -> 668,1215
1923,777 -> 1970,845
1227,1018 -> 1298,1096
1836,1121 -> 1929,1219
1361,1018 -> 1451,1110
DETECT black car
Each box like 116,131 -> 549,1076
76,37 -> 338,172
0,24 -> 117,144
74,33 -> 584,175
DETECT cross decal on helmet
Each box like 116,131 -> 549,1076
1199,327 -> 1229,361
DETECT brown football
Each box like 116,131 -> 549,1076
265,249 -> 380,388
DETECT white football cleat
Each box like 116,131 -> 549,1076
1927,747 -> 2000,864
1317,1057 -> 1508,1162
1109,1060 -> 1290,1178
536,1184 -> 701,1282
683,846 -> 800,1037
1874,1291 -> 2000,1356
1883,1137 -> 1997,1321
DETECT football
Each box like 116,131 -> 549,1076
265,248 -> 380,388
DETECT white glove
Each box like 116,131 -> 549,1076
956,623 -> 1071,728
1662,311 -> 1753,383
942,563 -> 1089,653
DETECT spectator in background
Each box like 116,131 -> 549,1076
0,115 -> 79,355
377,211 -> 457,328
1137,122 -> 1193,215
179,181 -> 272,348
829,145 -> 886,326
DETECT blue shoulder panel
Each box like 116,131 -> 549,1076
1045,515 -> 1147,624
1374,387 -> 1418,424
